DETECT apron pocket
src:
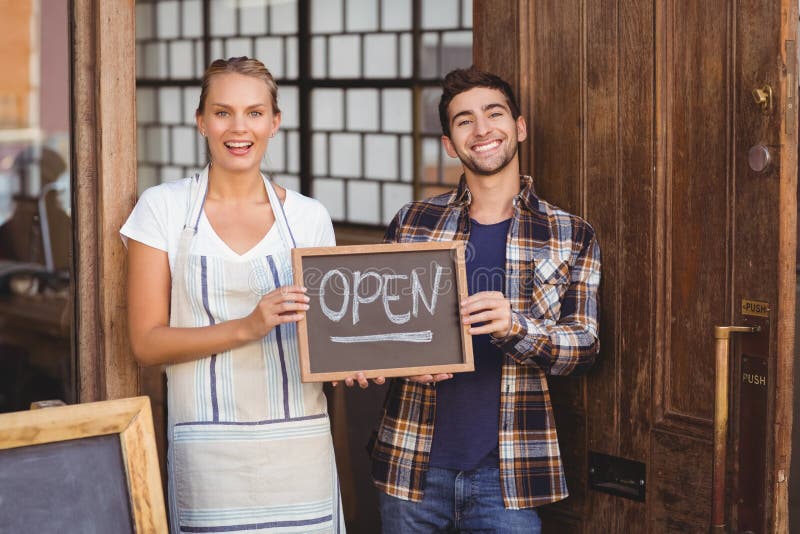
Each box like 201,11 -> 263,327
171,415 -> 336,532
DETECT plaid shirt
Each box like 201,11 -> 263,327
368,175 -> 601,509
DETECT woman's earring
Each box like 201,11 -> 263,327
200,130 -> 206,137
270,131 -> 276,138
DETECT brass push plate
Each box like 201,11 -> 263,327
741,299 -> 769,317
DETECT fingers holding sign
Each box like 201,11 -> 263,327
244,285 -> 309,340
460,291 -> 512,338
331,372 -> 387,389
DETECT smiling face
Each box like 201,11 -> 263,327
441,87 -> 527,177
196,72 -> 280,175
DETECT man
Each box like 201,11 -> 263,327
368,67 -> 601,533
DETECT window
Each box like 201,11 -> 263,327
135,0 -> 473,226
0,0 -> 73,411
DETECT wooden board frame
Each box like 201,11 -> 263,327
0,396 -> 167,533
292,241 -> 474,382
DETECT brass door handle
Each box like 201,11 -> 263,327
751,85 -> 773,114
711,325 -> 760,533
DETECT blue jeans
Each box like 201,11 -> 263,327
378,466 -> 542,533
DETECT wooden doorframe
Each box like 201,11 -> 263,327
70,0 -> 138,402
774,4 -> 798,530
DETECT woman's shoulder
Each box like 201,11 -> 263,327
284,188 -> 329,218
138,176 -> 196,205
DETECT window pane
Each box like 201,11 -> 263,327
143,42 -> 168,78
183,87 -> 200,124
271,0 -> 298,34
364,34 -> 396,78
382,0 -> 411,30
329,35 -> 361,78
312,89 -> 344,130
312,0 -> 343,34
226,38 -> 253,59
399,33 -> 413,77
135,3 -> 154,40
157,1 -> 180,39
183,0 -> 204,38
462,0 -> 473,27
210,39 -> 224,62
172,127 -> 198,166
210,1 -> 237,37
400,135 -> 413,182
137,87 -> 156,124
365,134 -> 397,180
346,89 -> 379,131
279,86 -> 299,129
314,178 -> 345,220
382,89 -> 411,133
267,130 -> 286,171
312,37 -> 327,78
0,0 -> 75,410
421,87 -> 442,134
441,31 -> 472,76
147,126 -> 170,164
285,37 -> 299,79
169,41 -> 194,79
347,0 -> 378,32
159,88 -> 182,125
240,3 -> 268,36
287,131 -> 299,173
330,133 -> 361,177
256,37 -> 284,78
422,0 -> 460,29
421,137 -> 440,183
420,32 -> 439,79
194,41 -> 205,77
347,180 -> 380,224
313,133 -> 328,175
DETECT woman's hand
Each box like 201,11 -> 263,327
331,372 -> 386,389
241,285 -> 310,341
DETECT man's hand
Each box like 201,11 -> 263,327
460,291 -> 512,338
407,373 -> 453,384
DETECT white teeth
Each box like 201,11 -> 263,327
225,141 -> 252,148
473,140 -> 501,153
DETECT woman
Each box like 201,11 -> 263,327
122,57 -> 345,533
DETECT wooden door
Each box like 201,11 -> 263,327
475,1 -> 797,532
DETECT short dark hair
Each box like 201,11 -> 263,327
438,66 -> 521,137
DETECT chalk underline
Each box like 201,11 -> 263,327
330,331 -> 433,343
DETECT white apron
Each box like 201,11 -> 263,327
166,167 -> 344,533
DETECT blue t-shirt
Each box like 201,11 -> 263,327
428,218 -> 510,471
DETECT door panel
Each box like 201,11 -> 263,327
474,0 -> 797,531
661,0 -> 729,431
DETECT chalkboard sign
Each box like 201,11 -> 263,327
0,396 -> 167,533
292,242 -> 474,382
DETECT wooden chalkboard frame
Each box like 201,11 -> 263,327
292,241 -> 474,382
0,396 -> 167,532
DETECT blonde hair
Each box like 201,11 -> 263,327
196,56 -> 280,115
